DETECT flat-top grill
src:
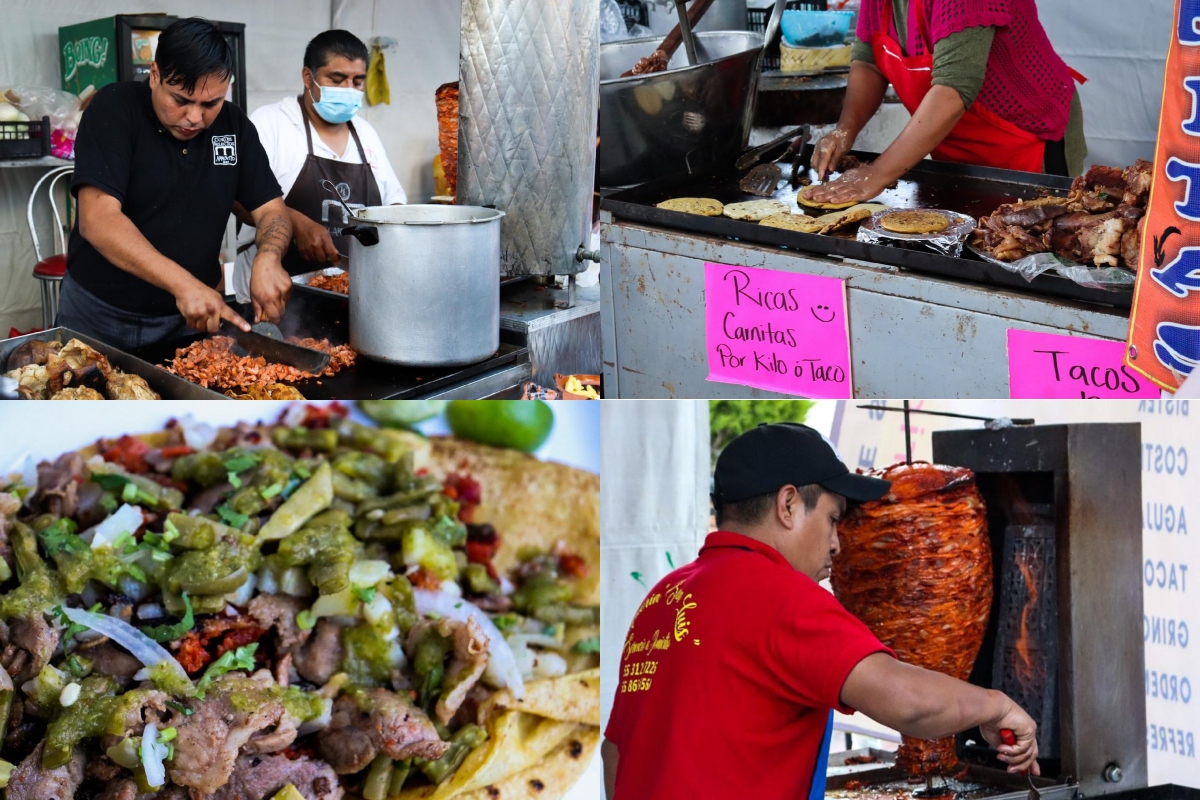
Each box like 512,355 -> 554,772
601,154 -> 1133,309
128,287 -> 528,400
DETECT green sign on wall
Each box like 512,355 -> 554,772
59,18 -> 119,97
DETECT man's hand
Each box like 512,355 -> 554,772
176,279 -> 250,333
804,164 -> 895,205
981,704 -> 1040,776
249,253 -> 292,323
842,652 -> 1041,774
293,212 -> 340,264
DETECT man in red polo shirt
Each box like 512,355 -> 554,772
603,423 -> 1040,800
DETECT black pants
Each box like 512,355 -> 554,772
56,272 -> 190,352
1043,138 -> 1069,177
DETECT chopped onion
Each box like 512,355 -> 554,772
297,697 -> 333,736
59,605 -> 191,689
439,581 -> 462,599
362,593 -> 393,626
137,602 -> 166,621
499,576 -> 515,596
256,566 -> 279,596
349,560 -> 393,588
60,682 -> 81,707
279,567 -> 315,598
141,723 -> 169,789
530,651 -> 568,680
120,577 -> 154,602
178,415 -> 217,450
227,573 -> 257,607
507,634 -> 566,651
311,589 -> 358,619
89,504 -> 145,550
413,590 -> 524,699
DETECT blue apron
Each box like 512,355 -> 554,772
807,711 -> 835,800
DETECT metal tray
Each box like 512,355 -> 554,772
826,763 -> 1078,800
0,328 -> 228,400
292,267 -> 348,300
601,153 -> 1134,310
129,290 -> 529,400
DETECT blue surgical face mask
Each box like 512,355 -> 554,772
310,84 -> 363,124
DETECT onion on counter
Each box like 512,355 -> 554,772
413,589 -> 525,700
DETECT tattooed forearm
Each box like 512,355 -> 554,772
256,213 -> 291,258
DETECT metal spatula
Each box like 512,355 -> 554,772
739,126 -> 809,196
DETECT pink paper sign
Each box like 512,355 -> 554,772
1007,329 -> 1162,399
704,262 -> 852,398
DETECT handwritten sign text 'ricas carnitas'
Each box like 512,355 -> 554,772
704,263 -> 852,398
1008,329 -> 1162,399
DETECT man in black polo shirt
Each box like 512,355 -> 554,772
58,17 -> 293,350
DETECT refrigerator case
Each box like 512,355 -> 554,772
60,15 -> 247,109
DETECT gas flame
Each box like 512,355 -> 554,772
1013,549 -> 1042,689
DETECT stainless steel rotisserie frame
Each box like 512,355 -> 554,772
931,423 -> 1147,796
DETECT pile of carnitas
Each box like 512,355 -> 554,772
972,160 -> 1152,270
0,407 -> 600,800
168,337 -> 356,394
4,339 -> 159,400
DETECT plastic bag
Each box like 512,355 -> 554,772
601,0 -> 631,43
10,85 -> 81,133
969,246 -> 1136,291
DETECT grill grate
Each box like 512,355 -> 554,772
992,513 -> 1060,760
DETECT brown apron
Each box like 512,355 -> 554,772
279,96 -> 383,276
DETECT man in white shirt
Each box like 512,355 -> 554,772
234,29 -> 405,300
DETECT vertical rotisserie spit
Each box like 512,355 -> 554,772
831,462 -> 993,777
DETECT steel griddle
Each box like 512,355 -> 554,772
129,290 -> 528,400
601,153 -> 1133,309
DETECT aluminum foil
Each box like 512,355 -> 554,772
857,210 -> 976,258
964,244 -> 1136,291
458,0 -> 599,276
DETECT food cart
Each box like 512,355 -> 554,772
599,156 -> 1136,399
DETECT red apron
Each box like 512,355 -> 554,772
871,0 -> 1083,173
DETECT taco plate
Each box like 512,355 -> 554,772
0,403 -> 599,800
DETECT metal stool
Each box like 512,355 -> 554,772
27,166 -> 74,330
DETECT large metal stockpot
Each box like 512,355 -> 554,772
346,204 -> 504,367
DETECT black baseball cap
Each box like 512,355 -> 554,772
712,423 -> 891,505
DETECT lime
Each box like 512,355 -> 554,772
445,401 -> 554,452
359,400 -> 447,428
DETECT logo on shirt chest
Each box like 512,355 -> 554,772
212,135 -> 237,165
